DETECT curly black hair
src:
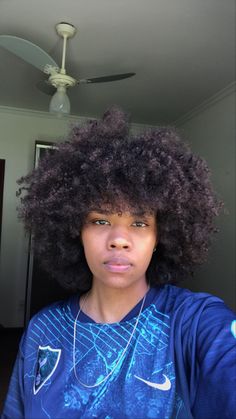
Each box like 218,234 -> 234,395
17,106 -> 222,293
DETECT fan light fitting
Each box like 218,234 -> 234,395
49,85 -> 70,114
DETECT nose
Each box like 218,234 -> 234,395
107,228 -> 132,250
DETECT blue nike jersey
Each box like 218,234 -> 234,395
1,285 -> 236,418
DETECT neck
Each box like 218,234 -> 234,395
81,282 -> 149,324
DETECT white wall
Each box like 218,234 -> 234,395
177,84 -> 235,310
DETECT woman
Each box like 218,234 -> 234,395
2,107 -> 235,418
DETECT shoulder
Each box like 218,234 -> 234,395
153,284 -> 235,330
156,283 -> 233,310
21,296 -> 77,351
29,297 -> 73,326
156,285 -> 235,352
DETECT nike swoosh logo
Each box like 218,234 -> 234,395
134,374 -> 171,391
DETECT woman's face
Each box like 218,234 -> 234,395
81,209 -> 157,291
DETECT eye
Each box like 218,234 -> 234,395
132,221 -> 148,228
93,219 -> 110,225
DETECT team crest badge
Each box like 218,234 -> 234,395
34,345 -> 61,394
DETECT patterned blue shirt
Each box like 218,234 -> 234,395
2,285 -> 236,418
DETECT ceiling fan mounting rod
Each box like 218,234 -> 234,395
56,22 -> 77,74
61,35 -> 67,74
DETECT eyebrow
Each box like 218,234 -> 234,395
88,208 -> 154,218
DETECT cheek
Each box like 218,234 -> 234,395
140,234 -> 156,252
135,239 -> 155,266
81,229 -> 94,249
82,231 -> 103,261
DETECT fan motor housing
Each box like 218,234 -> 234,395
49,73 -> 76,88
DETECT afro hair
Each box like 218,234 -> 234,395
17,106 -> 222,292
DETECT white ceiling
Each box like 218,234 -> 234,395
0,0 -> 235,125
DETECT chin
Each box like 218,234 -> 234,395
94,274 -> 146,290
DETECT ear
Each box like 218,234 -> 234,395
153,237 -> 158,252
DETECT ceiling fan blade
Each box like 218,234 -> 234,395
37,78 -> 57,95
79,72 -> 136,84
0,35 -> 58,72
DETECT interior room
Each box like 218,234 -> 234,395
0,0 -> 235,410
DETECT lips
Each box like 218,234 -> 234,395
104,256 -> 132,273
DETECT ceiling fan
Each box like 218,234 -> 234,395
0,22 -> 135,115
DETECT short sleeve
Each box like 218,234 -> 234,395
191,302 -> 236,418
